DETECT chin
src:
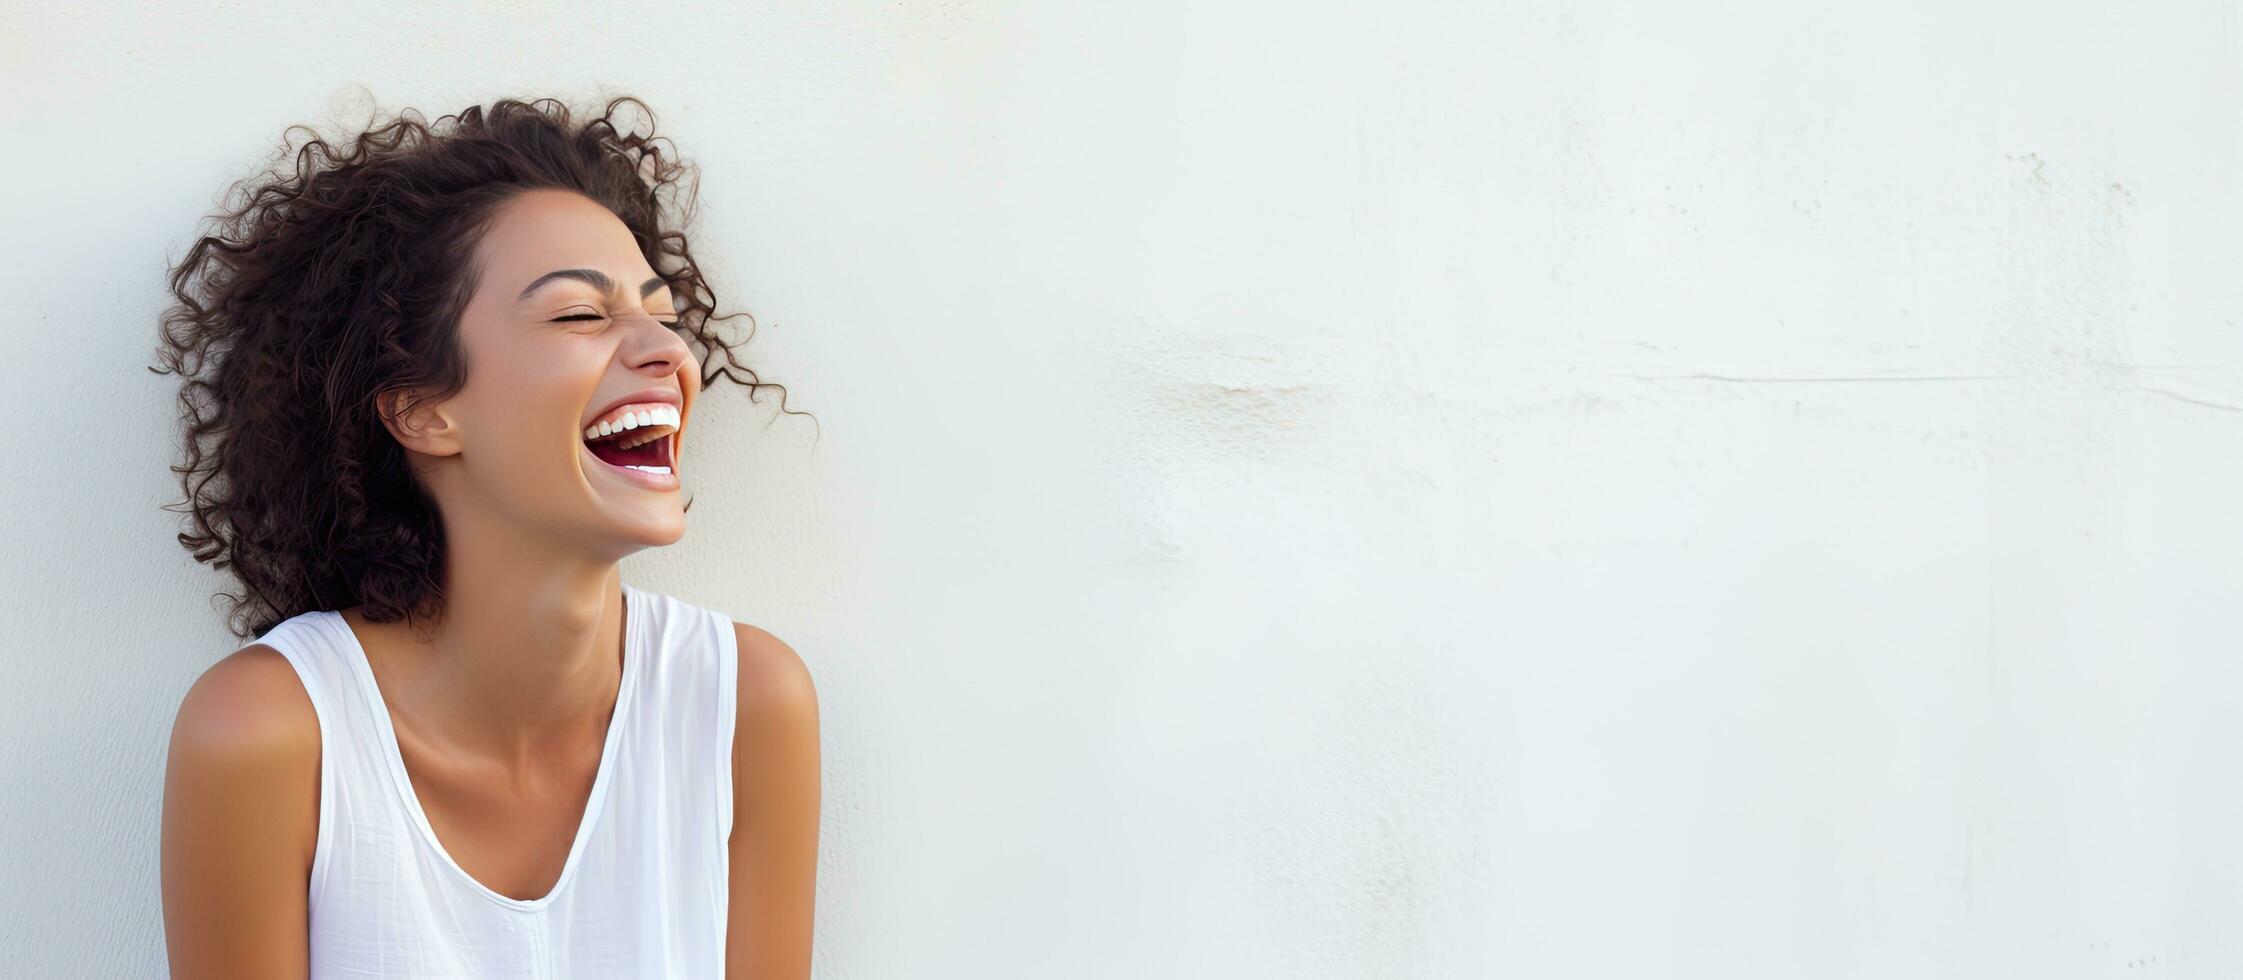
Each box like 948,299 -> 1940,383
641,514 -> 689,547
571,445 -> 690,548
606,494 -> 690,544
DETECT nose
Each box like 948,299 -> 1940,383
624,313 -> 694,376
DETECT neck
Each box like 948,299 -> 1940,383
377,511 -> 631,769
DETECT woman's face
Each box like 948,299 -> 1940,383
400,188 -> 701,556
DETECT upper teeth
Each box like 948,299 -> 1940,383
583,403 -> 681,445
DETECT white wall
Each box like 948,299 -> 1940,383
3,1 -> 2236,976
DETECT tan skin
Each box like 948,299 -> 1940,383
159,188 -> 820,978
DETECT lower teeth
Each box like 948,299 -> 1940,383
620,464 -> 671,475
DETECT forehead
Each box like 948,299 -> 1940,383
472,189 -> 651,298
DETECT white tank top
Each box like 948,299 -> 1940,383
246,582 -> 738,978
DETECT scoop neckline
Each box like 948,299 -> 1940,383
322,582 -> 647,912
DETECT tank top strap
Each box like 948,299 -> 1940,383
241,610 -> 405,903
618,584 -> 741,841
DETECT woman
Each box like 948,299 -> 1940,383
153,96 -> 820,978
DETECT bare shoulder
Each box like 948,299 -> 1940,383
725,622 -> 821,976
162,642 -> 321,977
731,622 -> 819,734
171,643 -> 321,753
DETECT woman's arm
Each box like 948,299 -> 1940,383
160,646 -> 319,979
726,622 -> 822,980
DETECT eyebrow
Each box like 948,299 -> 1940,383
515,268 -> 670,302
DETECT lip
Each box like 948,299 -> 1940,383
583,387 -> 683,428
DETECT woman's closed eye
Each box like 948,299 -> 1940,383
555,313 -> 683,328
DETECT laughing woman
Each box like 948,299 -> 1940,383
152,96 -> 820,979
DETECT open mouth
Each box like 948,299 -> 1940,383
586,431 -> 674,472
582,403 -> 680,478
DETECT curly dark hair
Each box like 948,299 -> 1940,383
150,95 -> 812,641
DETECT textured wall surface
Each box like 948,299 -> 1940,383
3,1 -> 2237,976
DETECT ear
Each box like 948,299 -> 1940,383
376,387 -> 464,458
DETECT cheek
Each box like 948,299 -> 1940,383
477,405 -> 580,478
465,367 -> 600,468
